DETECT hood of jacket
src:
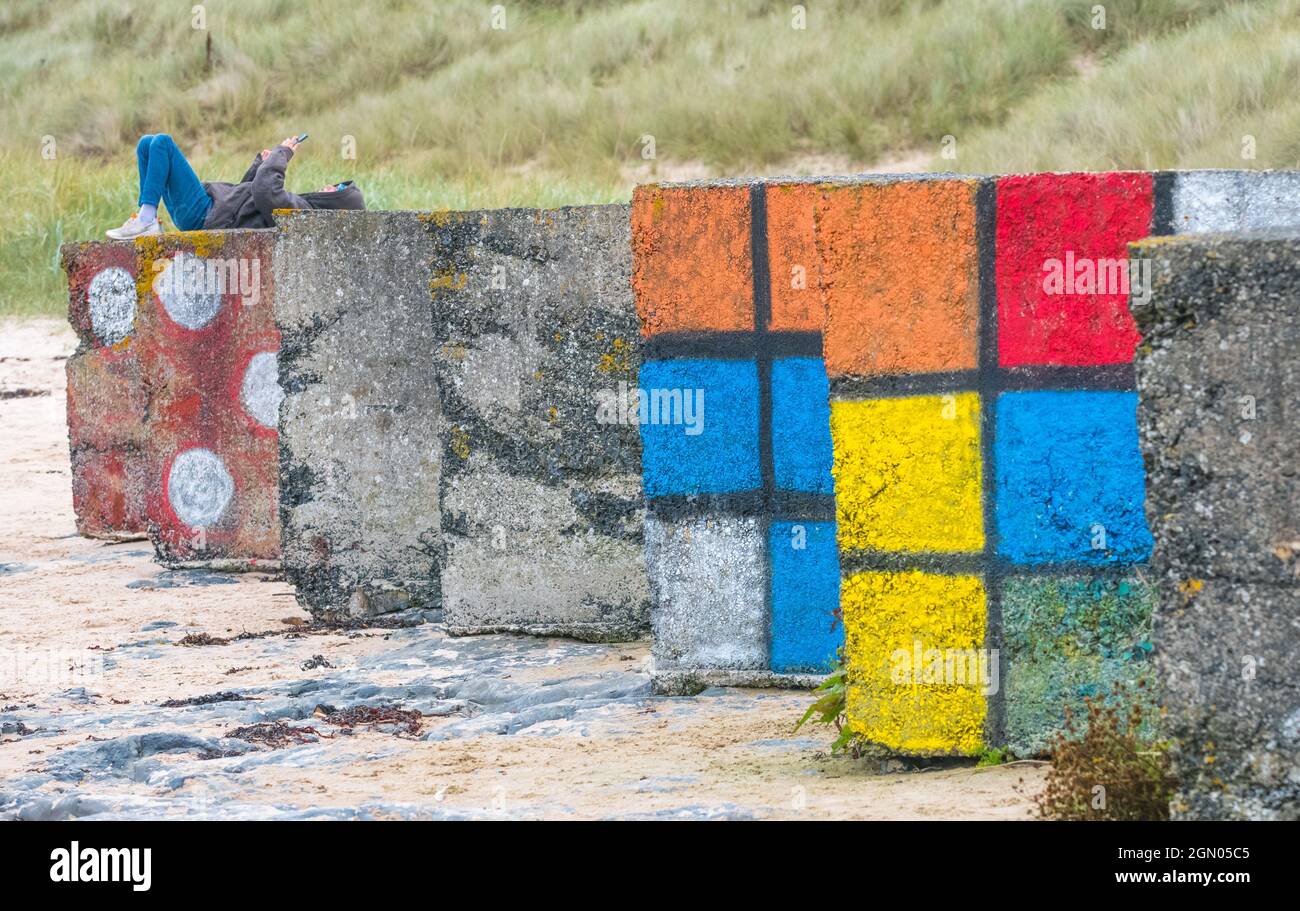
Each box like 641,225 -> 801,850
300,184 -> 366,211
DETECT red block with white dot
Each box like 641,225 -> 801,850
134,231 -> 281,568
63,240 -> 150,540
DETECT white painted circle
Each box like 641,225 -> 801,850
240,351 -> 283,429
87,267 -> 136,346
156,253 -> 223,330
167,448 -> 234,528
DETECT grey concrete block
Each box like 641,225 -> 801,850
425,206 -> 650,641
1154,579 -> 1300,820
1170,170 -> 1300,234
274,211 -> 443,617
1134,233 -> 1300,585
646,514 -> 767,673
1134,231 -> 1300,820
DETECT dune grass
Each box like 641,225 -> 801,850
1,0 -> 1293,315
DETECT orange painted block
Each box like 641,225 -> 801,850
631,184 -> 754,336
766,182 -> 824,332
816,179 -> 981,378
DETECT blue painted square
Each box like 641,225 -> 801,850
639,358 -> 760,498
769,520 -> 843,673
995,391 -> 1153,566
771,357 -> 835,494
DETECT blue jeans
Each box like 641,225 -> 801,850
136,134 -> 212,231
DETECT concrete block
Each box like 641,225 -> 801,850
631,179 -> 846,691
425,205 -> 649,640
274,211 -> 442,617
631,169 -> 1300,755
133,231 -> 280,568
1134,231 -> 1300,819
62,240 -> 149,540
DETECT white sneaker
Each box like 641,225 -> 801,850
106,215 -> 162,240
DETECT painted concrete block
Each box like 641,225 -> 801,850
133,231 -> 280,568
646,514 -> 767,671
843,569 -> 988,756
630,170 -> 1300,747
816,178 -> 981,377
831,392 -> 984,555
826,172 -> 1169,756
62,240 -> 149,540
275,211 -> 443,617
994,391 -> 1152,566
631,179 -> 842,690
1002,574 -> 1155,757
425,205 -> 649,640
996,172 -> 1154,366
1135,231 -> 1300,819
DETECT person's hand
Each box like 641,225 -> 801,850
279,136 -> 300,152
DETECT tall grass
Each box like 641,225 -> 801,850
0,0 -> 1288,315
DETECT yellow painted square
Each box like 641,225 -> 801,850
830,392 -> 983,553
843,570 -> 987,755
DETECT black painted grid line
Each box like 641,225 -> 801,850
975,177 -> 1006,750
1152,171 -> 1176,237
644,330 -> 823,361
829,363 -> 1136,399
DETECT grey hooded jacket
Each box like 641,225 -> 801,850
202,145 -> 365,229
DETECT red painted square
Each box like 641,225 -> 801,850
996,172 -> 1154,366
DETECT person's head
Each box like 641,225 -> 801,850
302,180 -> 365,212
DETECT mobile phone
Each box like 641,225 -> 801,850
295,133 -> 309,143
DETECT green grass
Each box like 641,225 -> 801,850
2,0 -> 1295,315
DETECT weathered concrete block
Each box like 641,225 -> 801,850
274,211 -> 442,618
1134,231 -> 1300,819
133,231 -> 280,569
425,206 -> 648,640
63,231 -> 280,564
63,240 -> 149,540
